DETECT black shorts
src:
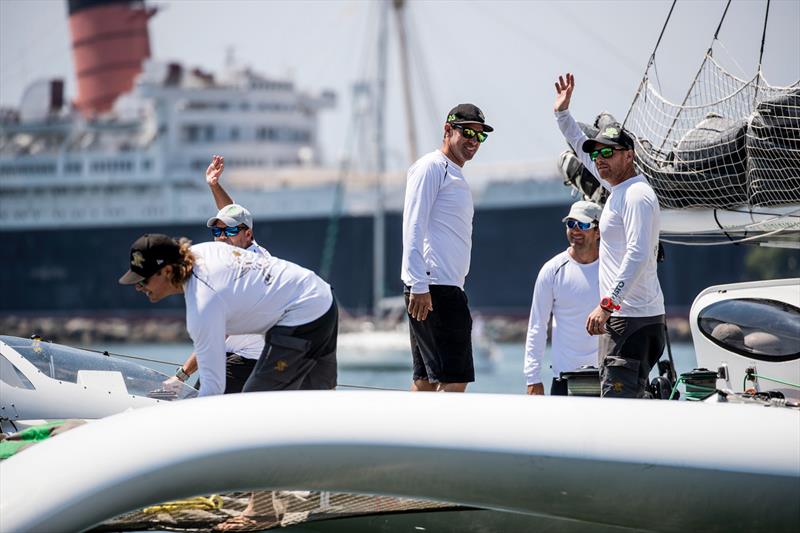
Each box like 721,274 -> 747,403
598,315 -> 666,398
194,353 -> 257,395
405,285 -> 474,384
242,298 -> 338,392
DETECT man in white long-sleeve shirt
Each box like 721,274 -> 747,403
553,72 -> 665,398
401,103 -> 493,392
525,200 -> 601,395
120,234 -> 337,397
167,155 -> 273,393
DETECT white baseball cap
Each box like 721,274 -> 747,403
562,200 -> 603,224
206,204 -> 254,229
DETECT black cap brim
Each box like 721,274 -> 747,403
119,270 -> 145,285
582,137 -> 624,153
450,120 -> 494,133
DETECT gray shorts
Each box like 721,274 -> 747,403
598,315 -> 665,398
242,300 -> 338,392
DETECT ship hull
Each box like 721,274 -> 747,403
4,204 -> 756,316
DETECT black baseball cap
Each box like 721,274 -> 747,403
118,234 -> 181,285
446,103 -> 494,132
581,122 -> 634,153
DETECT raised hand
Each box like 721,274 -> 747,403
554,73 -> 575,112
206,155 -> 225,186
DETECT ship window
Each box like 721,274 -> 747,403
698,298 -> 800,362
182,125 -> 200,143
65,162 -> 82,174
0,354 -> 35,390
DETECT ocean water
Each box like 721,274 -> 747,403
90,341 -> 698,395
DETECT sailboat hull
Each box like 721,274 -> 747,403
1,391 -> 798,532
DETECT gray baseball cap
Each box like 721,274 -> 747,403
562,200 -> 603,224
206,204 -> 254,229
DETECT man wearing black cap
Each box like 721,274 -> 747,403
165,155 -> 272,393
553,73 -> 665,399
120,234 -> 338,398
401,103 -> 493,392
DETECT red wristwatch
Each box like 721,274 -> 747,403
600,297 -> 620,313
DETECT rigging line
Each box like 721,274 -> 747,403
623,0 -> 677,126
79,348 -> 177,367
713,209 -> 737,244
723,207 -> 800,218
713,41 -> 750,81
656,0 -> 733,151
337,383 -> 405,392
660,225 -> 791,246
753,0 -> 771,105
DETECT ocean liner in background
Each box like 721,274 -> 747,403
0,0 -> 762,321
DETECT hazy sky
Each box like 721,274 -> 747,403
1,0 -> 798,171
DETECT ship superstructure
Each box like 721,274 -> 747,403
0,0 -> 757,316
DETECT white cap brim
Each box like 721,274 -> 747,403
206,216 -> 239,228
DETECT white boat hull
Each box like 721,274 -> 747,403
1,391 -> 798,532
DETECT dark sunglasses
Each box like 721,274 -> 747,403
566,219 -> 596,230
589,147 -> 625,161
136,269 -> 162,288
211,225 -> 246,238
452,124 -> 488,143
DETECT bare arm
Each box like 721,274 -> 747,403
181,353 -> 198,376
206,155 -> 235,209
163,352 -> 198,388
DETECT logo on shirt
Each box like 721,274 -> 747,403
611,281 -> 624,300
274,360 -> 288,372
230,250 -> 274,286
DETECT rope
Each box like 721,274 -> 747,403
656,0 -> 734,149
337,383 -> 404,392
752,0 -> 771,105
143,494 -> 223,514
84,347 -> 407,392
660,225 -> 796,246
623,0 -> 677,126
744,372 -> 800,390
669,376 -> 717,401
80,348 -> 177,367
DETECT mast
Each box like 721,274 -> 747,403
393,0 -> 418,162
373,0 -> 389,315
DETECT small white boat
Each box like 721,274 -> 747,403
0,335 -> 196,433
337,321 -> 499,371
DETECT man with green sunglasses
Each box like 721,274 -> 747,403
401,103 -> 493,393
553,72 -> 665,399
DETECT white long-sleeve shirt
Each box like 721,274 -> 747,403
401,150 -> 474,293
556,110 -> 664,317
185,242 -> 332,396
524,250 -> 600,384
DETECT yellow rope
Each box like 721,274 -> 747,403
143,494 -> 223,514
